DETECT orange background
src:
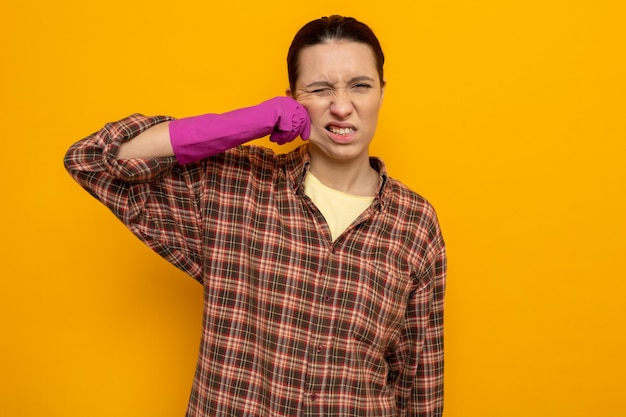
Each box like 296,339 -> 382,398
2,1 -> 625,416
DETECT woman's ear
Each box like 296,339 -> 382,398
380,79 -> 386,104
286,88 -> 292,97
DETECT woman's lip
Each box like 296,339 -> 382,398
327,126 -> 356,135
326,126 -> 356,143
326,122 -> 356,130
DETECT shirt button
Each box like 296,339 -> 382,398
310,393 -> 318,401
316,345 -> 324,353
324,295 -> 330,302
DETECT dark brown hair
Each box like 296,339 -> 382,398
287,15 -> 385,92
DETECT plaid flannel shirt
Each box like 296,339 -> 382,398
64,114 -> 447,417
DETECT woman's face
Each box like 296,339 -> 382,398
290,40 -> 385,163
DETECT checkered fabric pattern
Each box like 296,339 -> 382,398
64,114 -> 447,417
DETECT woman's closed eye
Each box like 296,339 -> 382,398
311,87 -> 333,96
352,83 -> 373,91
310,85 -> 371,95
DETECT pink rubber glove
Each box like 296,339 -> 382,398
169,96 -> 310,164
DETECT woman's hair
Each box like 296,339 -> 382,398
287,15 -> 385,92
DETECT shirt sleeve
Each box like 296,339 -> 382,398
391,221 -> 447,417
63,113 -> 206,282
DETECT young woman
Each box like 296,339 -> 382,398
65,15 -> 446,417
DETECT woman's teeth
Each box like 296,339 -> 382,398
328,127 -> 354,135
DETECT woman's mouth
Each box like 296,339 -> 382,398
327,126 -> 355,136
325,124 -> 357,143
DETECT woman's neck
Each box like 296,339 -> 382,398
308,148 -> 379,197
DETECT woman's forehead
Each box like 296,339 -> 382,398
297,41 -> 379,81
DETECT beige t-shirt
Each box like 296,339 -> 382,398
304,173 -> 375,241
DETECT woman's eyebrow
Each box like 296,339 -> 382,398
349,76 -> 376,84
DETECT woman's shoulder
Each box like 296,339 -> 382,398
205,144 -> 308,183
383,176 -> 440,224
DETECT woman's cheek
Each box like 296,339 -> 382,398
296,97 -> 327,142
306,126 -> 323,144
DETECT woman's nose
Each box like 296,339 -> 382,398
329,91 -> 353,118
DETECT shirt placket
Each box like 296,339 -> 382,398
295,190 -> 334,415
302,242 -> 339,415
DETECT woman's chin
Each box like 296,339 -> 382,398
308,140 -> 368,163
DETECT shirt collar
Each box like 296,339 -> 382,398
286,144 -> 390,210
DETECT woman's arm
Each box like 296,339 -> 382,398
116,120 -> 174,160
116,96 -> 309,162
389,219 -> 446,417
64,114 -> 205,281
